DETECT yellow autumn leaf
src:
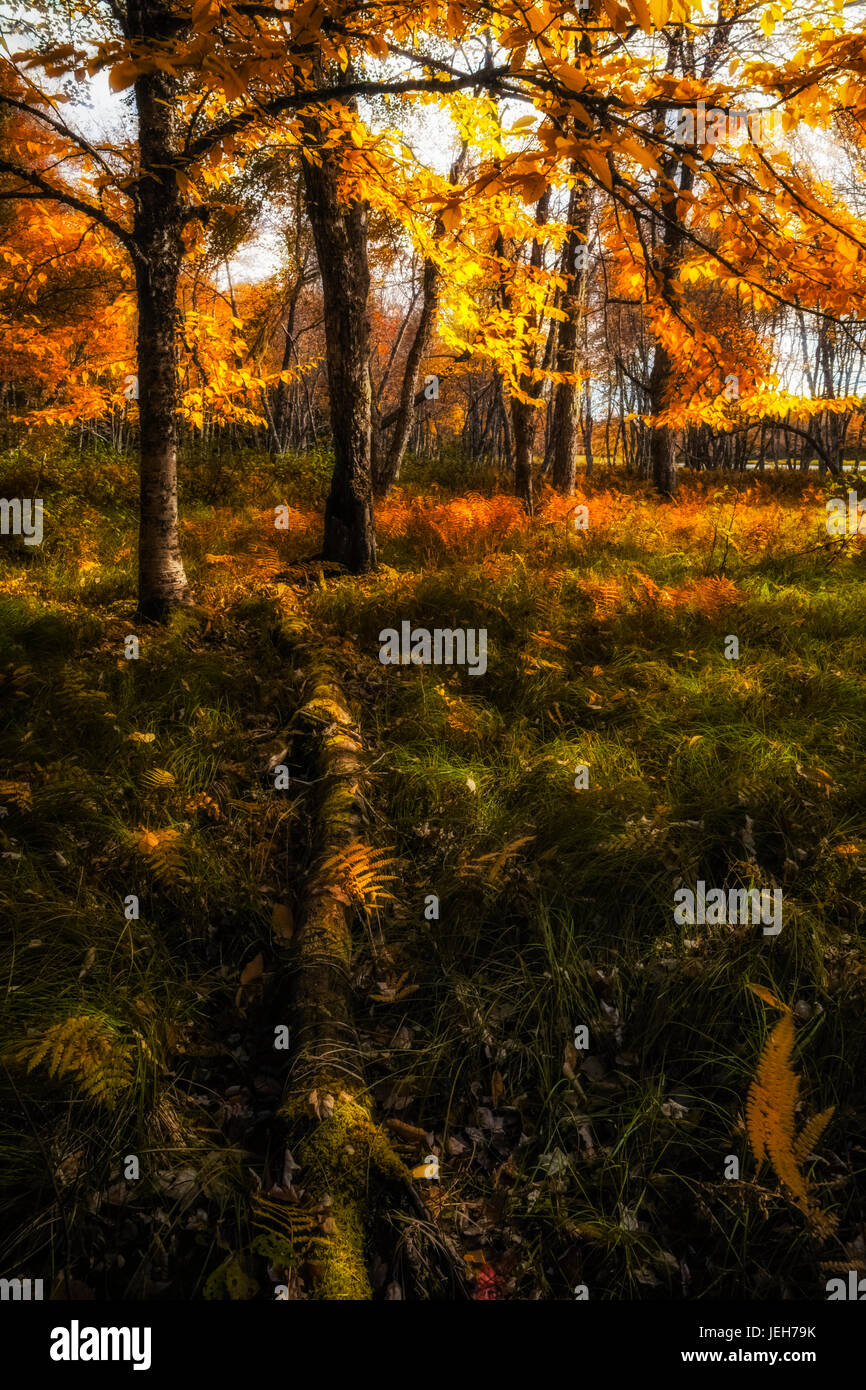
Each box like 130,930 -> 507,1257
439,201 -> 463,233
581,146 -> 613,190
629,0 -> 652,32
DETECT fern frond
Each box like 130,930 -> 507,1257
319,843 -> 398,909
746,989 -> 836,1235
142,768 -> 176,790
136,827 -> 187,885
0,779 -> 31,811
12,1015 -> 132,1108
461,835 -> 536,888
56,671 -> 114,723
581,576 -> 623,619
748,983 -> 789,1013
792,1106 -> 835,1166
252,1194 -> 319,1243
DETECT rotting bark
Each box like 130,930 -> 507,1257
271,624 -> 407,1299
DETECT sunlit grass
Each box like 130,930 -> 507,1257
2,448 -> 865,1297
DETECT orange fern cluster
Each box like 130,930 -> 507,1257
670,576 -> 742,616
377,493 -> 525,551
580,575 -> 627,618
631,572 -> 743,616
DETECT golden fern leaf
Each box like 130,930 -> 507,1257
142,768 -> 176,790
14,1016 -> 132,1108
792,1105 -> 835,1166
534,592 -> 560,633
675,576 -> 741,617
748,983 -> 789,1013
746,990 -> 836,1233
319,843 -> 398,909
0,779 -> 31,810
746,1012 -> 796,1167
252,1195 -> 319,1243
462,835 -> 536,888
632,570 -> 666,606
136,827 -> 187,885
582,577 -> 622,619
755,1014 -> 803,1196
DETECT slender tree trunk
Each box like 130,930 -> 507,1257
648,342 -> 678,496
645,44 -> 696,498
301,137 -> 376,572
133,48 -> 190,621
507,193 -> 550,514
271,281 -> 303,453
511,397 -> 536,513
582,395 -> 594,478
550,177 -> 590,495
373,257 -> 439,498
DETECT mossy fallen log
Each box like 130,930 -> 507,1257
272,630 -> 409,1299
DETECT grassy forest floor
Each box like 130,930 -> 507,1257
1,444 -> 865,1300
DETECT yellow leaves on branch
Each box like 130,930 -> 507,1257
745,985 -> 836,1237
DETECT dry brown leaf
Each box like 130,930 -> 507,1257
240,953 -> 264,987
386,1118 -> 434,1146
271,901 -> 294,943
308,1089 -> 335,1121
235,953 -> 264,1010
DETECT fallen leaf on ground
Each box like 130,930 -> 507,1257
271,901 -> 294,943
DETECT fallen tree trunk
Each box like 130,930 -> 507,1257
272,625 -> 408,1299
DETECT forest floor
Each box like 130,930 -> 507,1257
1,446 -> 865,1299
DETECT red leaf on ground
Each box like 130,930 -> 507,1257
472,1264 -> 501,1300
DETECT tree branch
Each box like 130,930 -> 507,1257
0,159 -> 138,260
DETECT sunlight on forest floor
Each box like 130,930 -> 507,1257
1,455 -> 865,1298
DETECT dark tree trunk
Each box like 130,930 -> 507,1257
133,38 -> 190,621
645,78 -> 696,497
648,342 -> 677,497
550,177 -> 590,495
301,136 -> 376,572
511,398 -> 536,514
